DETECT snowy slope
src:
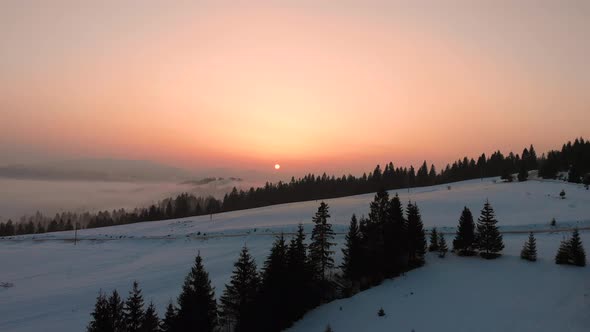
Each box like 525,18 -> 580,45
0,177 -> 589,331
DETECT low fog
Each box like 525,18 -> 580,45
0,178 -> 263,221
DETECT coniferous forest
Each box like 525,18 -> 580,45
86,197 -> 585,331
1,138 -> 589,237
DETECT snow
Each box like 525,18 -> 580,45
1,177 -> 589,331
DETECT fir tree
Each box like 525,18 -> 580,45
309,202 -> 336,281
87,291 -> 110,332
569,229 -> 586,267
429,227 -> 439,252
141,302 -> 160,332
286,224 -> 312,321
176,253 -> 218,331
406,202 -> 426,267
384,193 -> 407,275
341,214 -> 362,282
258,234 -> 290,331
438,234 -> 448,258
219,246 -> 260,332
160,302 -> 177,332
476,200 -> 504,259
124,281 -> 145,332
453,207 -> 476,255
108,290 -> 125,332
555,238 -> 570,265
520,232 -> 537,262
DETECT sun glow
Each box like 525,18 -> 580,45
274,164 -> 281,170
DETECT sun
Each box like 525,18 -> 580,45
274,163 -> 281,170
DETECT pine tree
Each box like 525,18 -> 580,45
341,214 -> 362,282
176,253 -> 218,331
429,227 -> 439,252
520,232 -> 537,262
555,238 -> 570,265
384,193 -> 407,275
569,229 -> 586,267
454,207 -> 476,255
476,200 -> 504,259
160,302 -> 177,332
438,234 -> 448,258
88,291 -> 110,332
219,246 -> 260,332
141,302 -> 160,332
286,224 -> 313,322
258,234 -> 289,331
108,290 -> 125,332
406,202 -> 426,267
309,202 -> 336,281
124,281 -> 145,332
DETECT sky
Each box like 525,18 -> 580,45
1,0 -> 589,178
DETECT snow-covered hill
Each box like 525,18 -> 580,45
1,177 -> 589,331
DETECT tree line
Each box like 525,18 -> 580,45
2,138 -> 589,237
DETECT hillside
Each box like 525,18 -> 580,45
0,177 -> 589,331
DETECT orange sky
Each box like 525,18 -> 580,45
1,1 -> 589,177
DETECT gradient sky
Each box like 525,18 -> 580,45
1,1 -> 589,177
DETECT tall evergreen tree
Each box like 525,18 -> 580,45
520,232 -> 537,261
385,193 -> 407,274
309,202 -> 336,281
286,224 -> 312,321
258,234 -> 289,331
88,291 -> 111,332
476,200 -> 504,259
219,246 -> 260,332
176,253 -> 218,331
108,290 -> 125,332
429,227 -> 439,252
569,229 -> 586,266
160,302 -> 177,332
438,234 -> 448,258
517,163 -> 528,182
453,207 -> 476,255
555,238 -> 571,265
124,281 -> 145,332
406,202 -> 426,267
341,214 -> 362,282
141,302 -> 160,332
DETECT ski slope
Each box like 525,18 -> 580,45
1,177 -> 589,331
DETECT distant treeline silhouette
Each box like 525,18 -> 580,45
1,138 -> 588,237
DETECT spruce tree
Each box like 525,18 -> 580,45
141,302 -> 160,332
429,227 -> 439,252
476,200 -> 504,259
341,214 -> 362,282
286,224 -> 312,321
438,234 -> 448,258
219,246 -> 260,332
259,234 -> 289,331
406,202 -> 426,267
454,207 -> 475,255
309,202 -> 336,281
569,229 -> 586,266
160,302 -> 177,332
176,253 -> 218,331
520,232 -> 537,262
108,290 -> 125,332
87,291 -> 110,332
555,238 -> 570,265
124,281 -> 145,332
385,193 -> 407,275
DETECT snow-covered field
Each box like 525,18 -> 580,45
1,177 -> 589,331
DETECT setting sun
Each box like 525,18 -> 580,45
274,164 -> 281,170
